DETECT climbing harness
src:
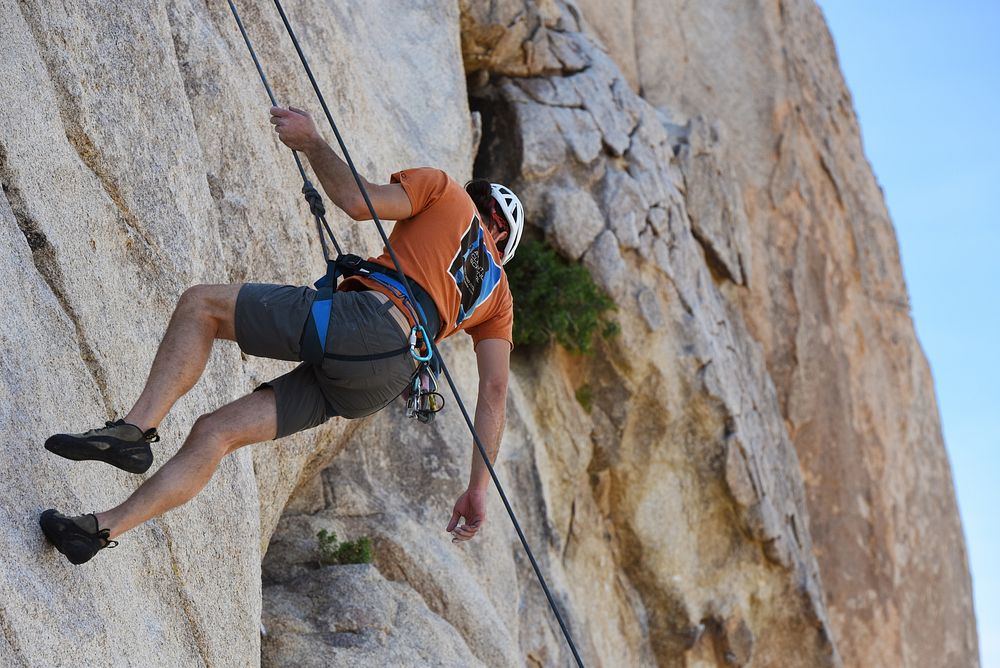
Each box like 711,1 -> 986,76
313,252 -> 445,422
226,2 -> 585,665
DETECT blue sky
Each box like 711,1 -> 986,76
817,2 -> 999,665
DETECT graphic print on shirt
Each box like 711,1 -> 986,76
448,215 -> 502,327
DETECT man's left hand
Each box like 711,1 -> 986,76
447,487 -> 487,543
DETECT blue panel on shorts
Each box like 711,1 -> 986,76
311,298 -> 333,348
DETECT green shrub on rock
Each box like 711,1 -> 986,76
506,239 -> 618,354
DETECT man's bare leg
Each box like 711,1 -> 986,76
123,284 -> 243,432
98,387 -> 278,539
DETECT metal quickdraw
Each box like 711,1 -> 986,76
403,362 -> 445,423
402,321 -> 445,423
403,320 -> 443,423
408,324 -> 433,362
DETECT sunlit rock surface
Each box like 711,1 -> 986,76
0,1 -> 976,667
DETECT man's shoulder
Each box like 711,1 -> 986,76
394,167 -> 459,190
393,168 -> 469,216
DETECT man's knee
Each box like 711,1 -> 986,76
177,284 -> 241,340
177,284 -> 213,318
187,412 -> 234,457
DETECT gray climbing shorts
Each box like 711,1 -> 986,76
234,283 -> 415,438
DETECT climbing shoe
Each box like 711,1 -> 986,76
44,419 -> 159,474
39,510 -> 118,565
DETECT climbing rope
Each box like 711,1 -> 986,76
226,2 -> 586,666
226,0 -> 341,260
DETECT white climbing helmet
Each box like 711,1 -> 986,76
490,183 -> 525,265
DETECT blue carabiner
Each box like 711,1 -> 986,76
409,325 -> 433,362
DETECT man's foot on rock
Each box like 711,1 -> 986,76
44,419 -> 159,474
39,510 -> 118,565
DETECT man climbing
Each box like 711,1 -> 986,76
38,106 -> 525,565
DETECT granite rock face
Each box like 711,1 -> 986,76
0,1 -> 471,666
574,1 -> 979,666
0,1 -> 976,667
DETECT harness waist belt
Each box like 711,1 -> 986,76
369,291 -> 412,335
334,254 -> 441,342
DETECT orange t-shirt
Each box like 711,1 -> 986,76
338,168 -> 514,348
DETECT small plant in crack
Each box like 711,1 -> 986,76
317,529 -> 374,566
575,383 -> 594,414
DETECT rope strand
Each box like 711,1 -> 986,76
227,0 -> 341,259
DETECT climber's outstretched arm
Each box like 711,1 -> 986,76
269,106 -> 412,221
447,338 -> 510,543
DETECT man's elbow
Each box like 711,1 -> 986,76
344,196 -> 371,221
480,376 -> 508,403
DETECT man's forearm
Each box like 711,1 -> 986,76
468,387 -> 506,491
303,140 -> 371,216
